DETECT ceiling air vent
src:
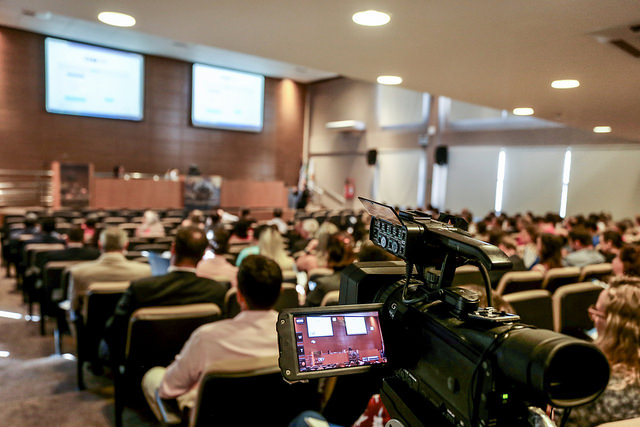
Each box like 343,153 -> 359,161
591,23 -> 640,59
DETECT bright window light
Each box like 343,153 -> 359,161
352,10 -> 391,26
560,148 -> 572,218
0,310 -> 22,320
377,75 -> 403,85
512,107 -> 534,116
494,149 -> 506,214
551,79 -> 580,89
98,11 -> 136,27
593,126 -> 612,133
0,351 -> 9,358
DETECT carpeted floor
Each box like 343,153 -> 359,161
0,272 -> 159,427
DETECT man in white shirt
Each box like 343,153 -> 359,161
141,254 -> 283,419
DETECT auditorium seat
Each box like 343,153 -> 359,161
541,267 -> 581,294
282,269 -> 298,284
320,290 -> 340,306
74,281 -> 130,390
156,355 -> 319,427
307,267 -> 333,293
598,417 -> 640,426
578,263 -> 612,283
552,282 -> 604,338
503,290 -> 553,330
114,303 -> 222,427
102,216 -> 127,225
274,283 -> 300,311
451,265 -> 484,287
40,260 -> 84,338
495,271 -> 544,295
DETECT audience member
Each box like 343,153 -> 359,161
568,285 -> 640,426
267,208 -> 288,235
68,227 -> 151,315
564,227 -> 606,267
82,214 -> 99,247
103,226 -> 229,361
598,230 -> 624,263
296,222 -> 339,273
531,233 -> 564,273
141,254 -> 282,418
230,208 -> 255,242
135,210 -> 165,238
488,231 -> 526,271
288,218 -> 319,254
305,232 -> 355,307
259,226 -> 295,271
181,209 -> 205,229
195,229 -> 238,287
517,224 -> 539,269
611,245 -> 640,277
235,224 -> 269,267
34,226 -> 100,271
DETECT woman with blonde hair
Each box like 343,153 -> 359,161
567,284 -> 640,426
259,226 -> 295,271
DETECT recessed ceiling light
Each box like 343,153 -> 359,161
593,126 -> 612,133
352,10 -> 390,26
551,79 -> 580,89
512,107 -> 534,116
98,11 -> 136,27
377,75 -> 402,85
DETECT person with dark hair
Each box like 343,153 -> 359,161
230,208 -> 255,242
34,226 -> 100,271
488,231 -> 526,271
141,254 -> 282,419
564,226 -> 605,267
268,207 -> 288,234
103,226 -> 229,361
612,245 -> 640,278
305,232 -> 356,307
195,228 -> 238,287
599,230 -> 624,263
531,233 -> 565,273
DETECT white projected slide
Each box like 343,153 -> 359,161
345,316 -> 368,335
45,38 -> 144,121
191,63 -> 264,132
307,317 -> 334,338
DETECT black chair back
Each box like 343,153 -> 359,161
192,366 -> 319,427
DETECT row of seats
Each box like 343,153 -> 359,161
504,282 -> 604,337
453,263 -> 612,295
73,278 -> 306,426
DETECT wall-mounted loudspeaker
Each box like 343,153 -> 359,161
367,149 -> 378,166
435,146 -> 448,165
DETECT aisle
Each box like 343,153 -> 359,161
0,275 -> 157,426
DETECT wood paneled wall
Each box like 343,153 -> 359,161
0,27 -> 304,185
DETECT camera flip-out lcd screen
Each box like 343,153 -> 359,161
293,310 -> 387,373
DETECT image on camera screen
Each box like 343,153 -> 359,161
293,311 -> 387,373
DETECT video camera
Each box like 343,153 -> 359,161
278,198 -> 610,427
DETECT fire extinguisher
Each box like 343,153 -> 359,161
344,178 -> 355,200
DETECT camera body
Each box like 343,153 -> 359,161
336,198 -> 610,427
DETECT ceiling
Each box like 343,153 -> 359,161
1,0 -> 639,141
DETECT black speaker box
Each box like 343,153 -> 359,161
366,149 -> 377,166
435,146 -> 448,165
